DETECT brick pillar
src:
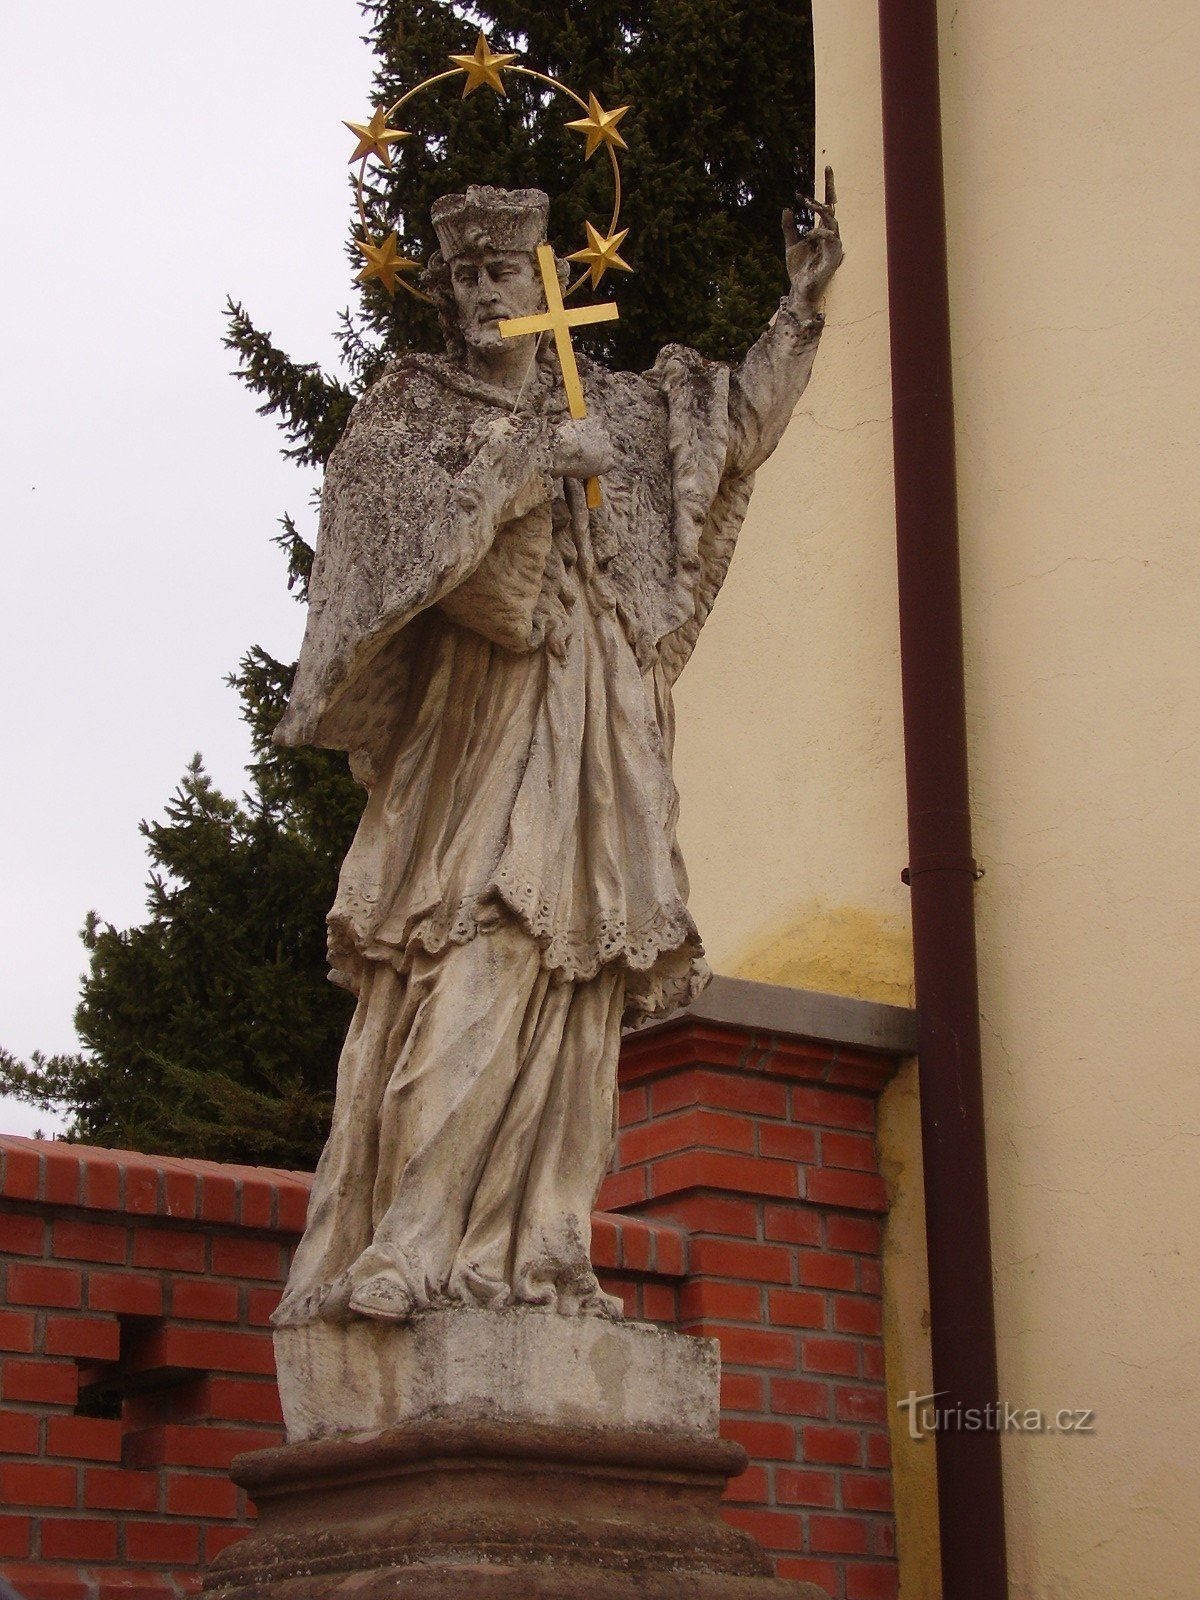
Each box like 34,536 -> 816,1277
600,1012 -> 903,1600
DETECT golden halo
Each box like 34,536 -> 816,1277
345,31 -> 632,305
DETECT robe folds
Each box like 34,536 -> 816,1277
272,305 -> 823,1323
276,342 -> 770,1023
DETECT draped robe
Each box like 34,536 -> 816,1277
272,301 -> 823,1324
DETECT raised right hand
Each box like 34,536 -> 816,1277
783,165 -> 844,310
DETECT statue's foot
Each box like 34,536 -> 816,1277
348,1270 -> 416,1323
582,1285 -> 626,1320
562,1277 -> 625,1321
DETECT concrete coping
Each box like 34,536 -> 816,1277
643,973 -> 918,1058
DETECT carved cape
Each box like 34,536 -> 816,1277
274,347 -> 756,773
274,343 -> 777,1027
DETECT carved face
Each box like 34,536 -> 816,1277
449,251 -> 544,358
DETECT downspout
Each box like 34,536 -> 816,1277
875,4 -> 1010,1598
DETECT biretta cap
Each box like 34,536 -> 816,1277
431,185 -> 549,260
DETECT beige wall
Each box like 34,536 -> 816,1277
672,3 -> 911,1010
940,3 -> 1200,1596
675,2 -> 1200,1596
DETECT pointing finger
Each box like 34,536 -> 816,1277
824,165 -> 838,211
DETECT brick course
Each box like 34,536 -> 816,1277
0,1013 -> 901,1600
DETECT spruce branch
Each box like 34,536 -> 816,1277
223,298 -> 355,467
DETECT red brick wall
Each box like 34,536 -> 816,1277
0,1015 -> 901,1600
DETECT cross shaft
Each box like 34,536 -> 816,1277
498,244 -> 617,420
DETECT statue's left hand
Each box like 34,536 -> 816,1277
783,165 -> 844,310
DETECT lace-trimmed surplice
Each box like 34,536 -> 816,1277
327,477 -> 707,1028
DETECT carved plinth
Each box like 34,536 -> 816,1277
204,1312 -> 826,1599
205,1416 -> 824,1599
273,1309 -> 720,1443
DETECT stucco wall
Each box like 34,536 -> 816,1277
673,2 -> 1200,1596
671,3 -> 911,1011
938,4 -> 1200,1596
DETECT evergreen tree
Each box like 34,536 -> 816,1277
0,654 -> 362,1167
1,0 -> 813,1165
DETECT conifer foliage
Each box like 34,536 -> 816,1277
1,0 -> 813,1165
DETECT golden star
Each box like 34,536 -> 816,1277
449,32 -> 518,97
565,92 -> 630,160
356,233 -> 418,296
343,108 -> 410,167
567,220 -> 633,288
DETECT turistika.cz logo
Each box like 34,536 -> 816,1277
896,1391 -> 1096,1441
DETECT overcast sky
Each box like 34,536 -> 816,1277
1,3 -> 381,1135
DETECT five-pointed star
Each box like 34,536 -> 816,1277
568,220 -> 633,288
356,233 -> 418,295
343,108 -> 410,166
565,92 -> 629,160
449,32 -> 518,97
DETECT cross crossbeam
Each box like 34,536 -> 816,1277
499,243 -> 617,506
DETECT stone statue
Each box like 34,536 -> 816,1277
271,179 -> 843,1331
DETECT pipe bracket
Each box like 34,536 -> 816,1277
901,857 -> 985,885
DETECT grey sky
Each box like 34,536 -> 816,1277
1,3 -> 381,1134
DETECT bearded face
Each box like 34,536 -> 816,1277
448,250 -> 544,359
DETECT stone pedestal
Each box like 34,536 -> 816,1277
203,1310 -> 826,1599
273,1308 -> 720,1443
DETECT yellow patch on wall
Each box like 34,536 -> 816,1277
730,906 -> 915,1008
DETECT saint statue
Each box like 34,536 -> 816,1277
271,180 -> 842,1329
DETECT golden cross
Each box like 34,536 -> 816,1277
499,242 -> 618,508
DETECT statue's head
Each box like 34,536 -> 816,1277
424,185 -> 564,365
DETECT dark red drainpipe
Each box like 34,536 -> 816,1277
875,2 -> 1010,1596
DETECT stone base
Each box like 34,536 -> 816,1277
274,1308 -> 720,1443
204,1415 -> 825,1599
208,1314 -> 826,1598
